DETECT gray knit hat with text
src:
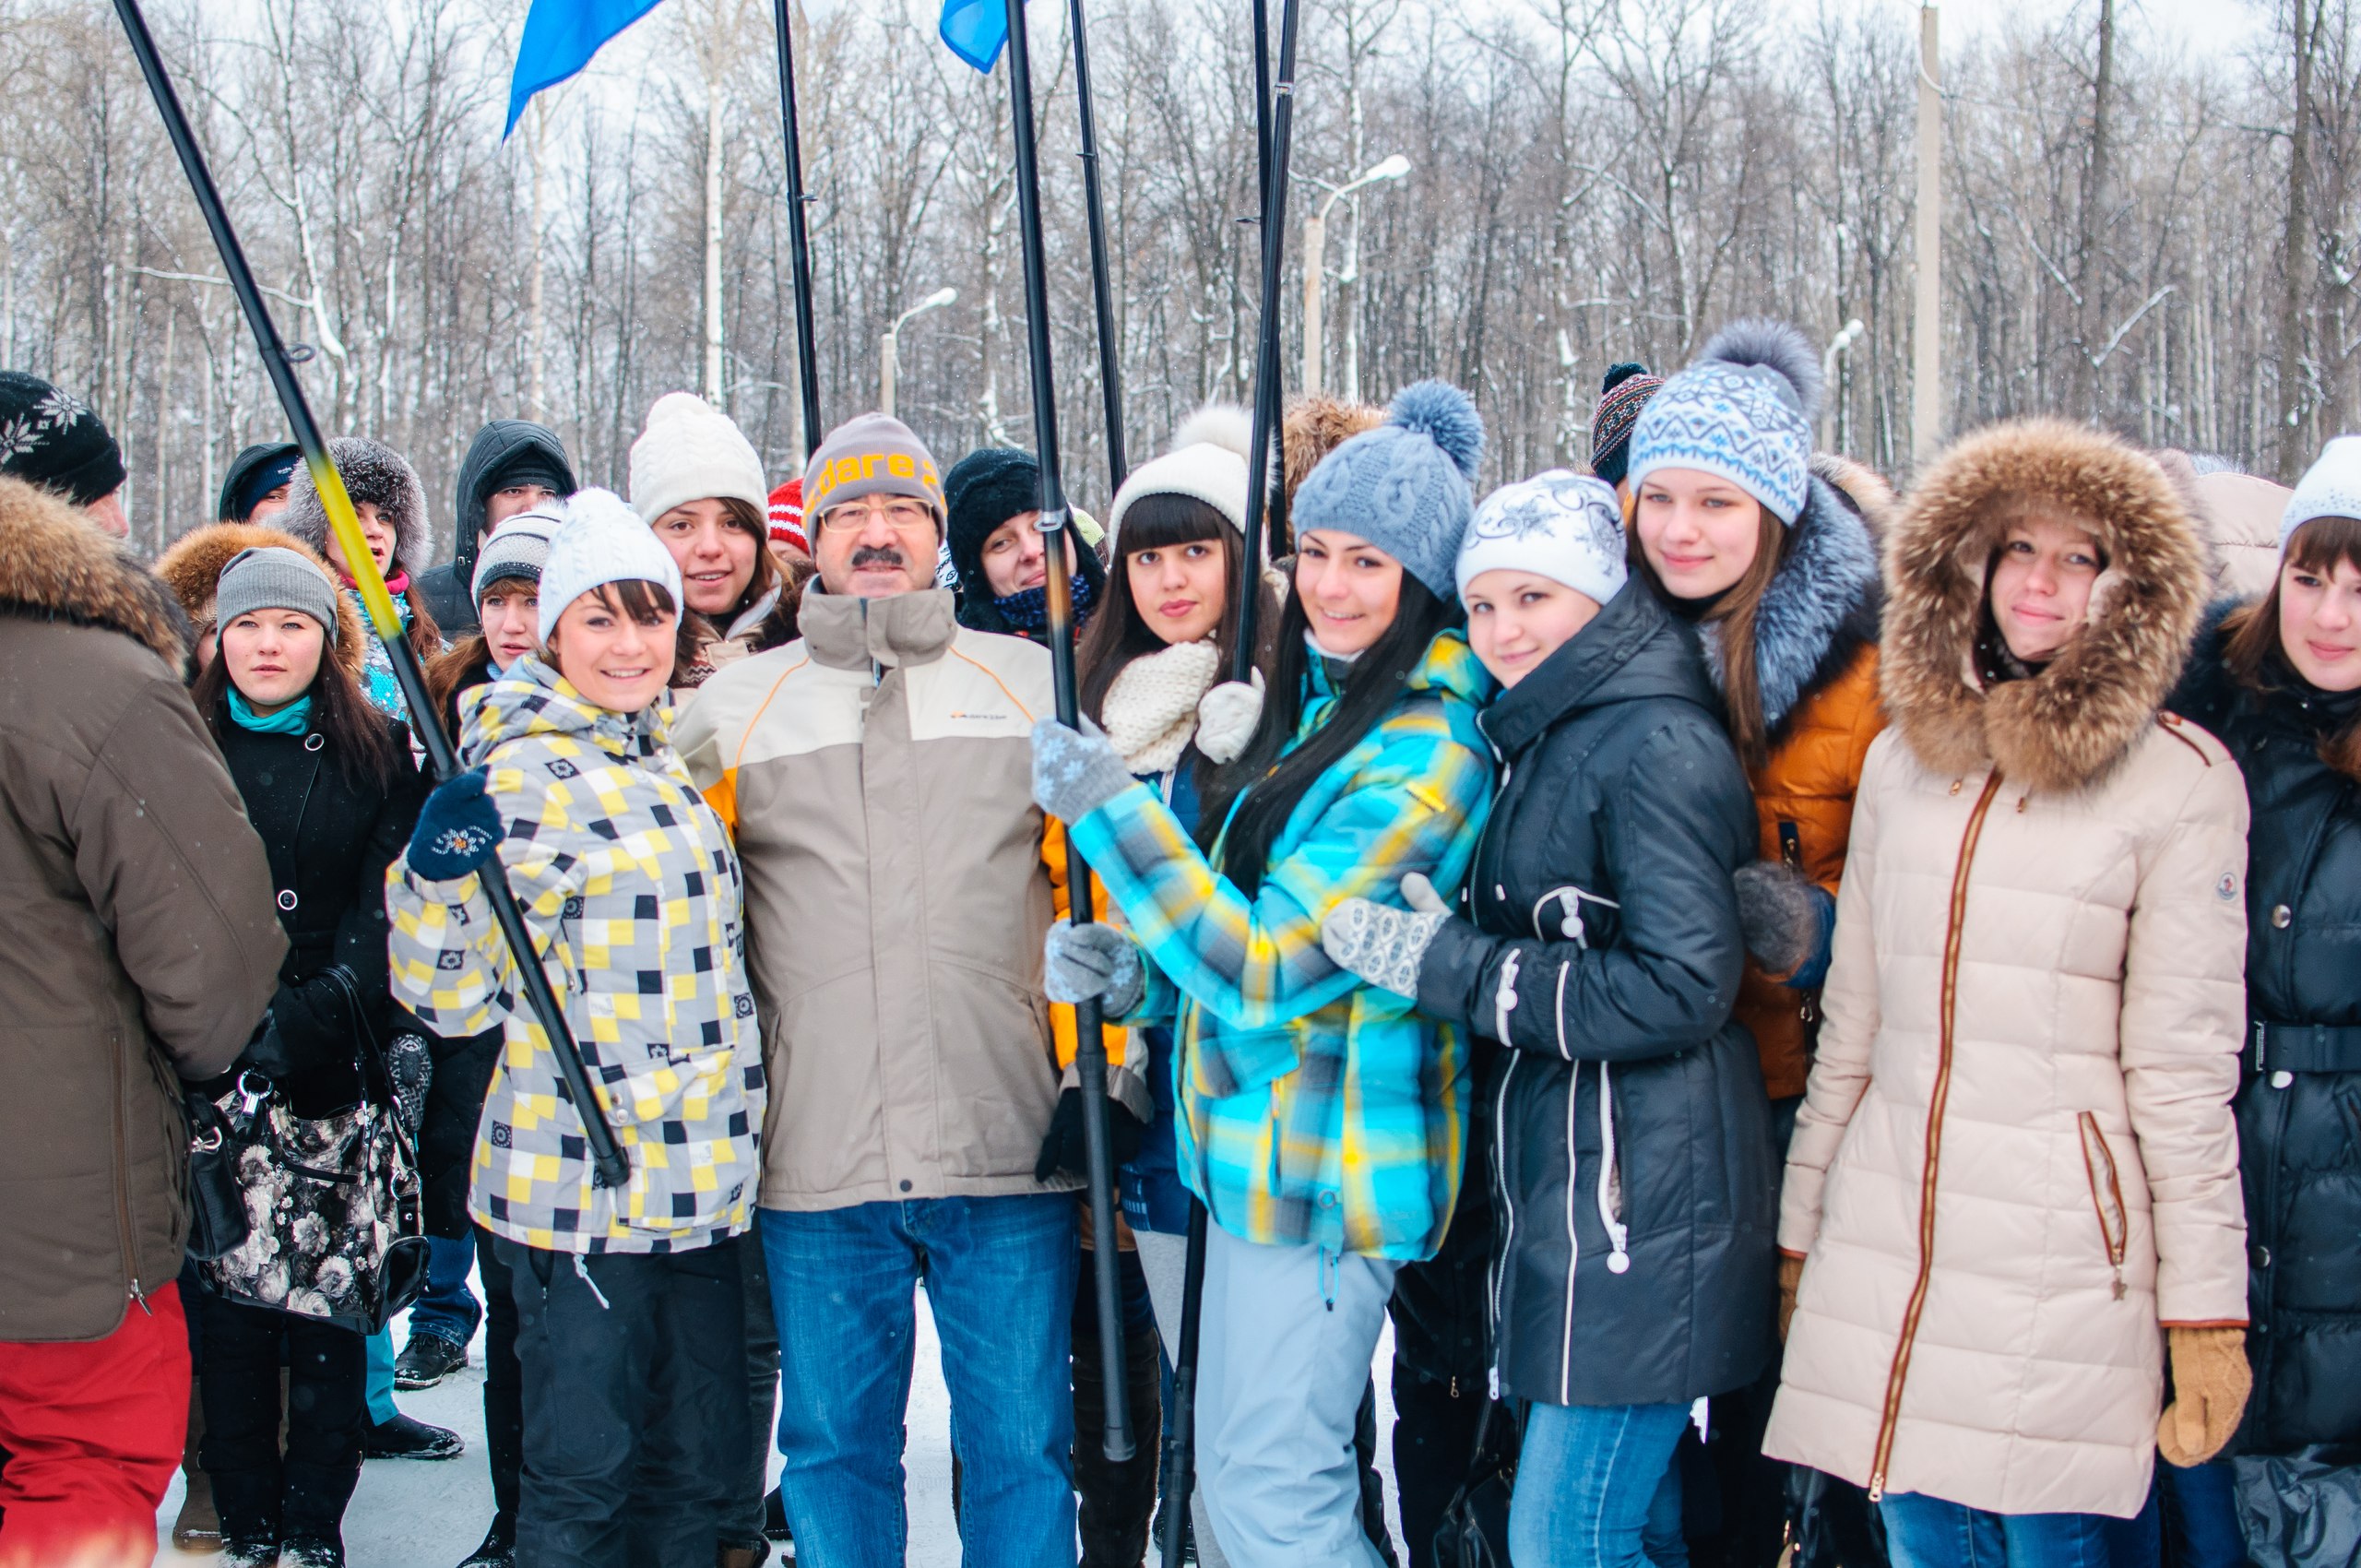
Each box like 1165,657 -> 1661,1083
1291,381 -> 1485,600
216,546 -> 342,644
802,411 -> 947,526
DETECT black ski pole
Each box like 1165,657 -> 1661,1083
111,0 -> 629,1194
1240,0 -> 1300,580
1067,0 -> 1126,491
770,0 -> 824,457
1002,0 -> 1133,1464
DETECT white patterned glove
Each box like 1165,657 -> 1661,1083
1193,671 -> 1265,765
1320,874 -> 1453,997
1032,718 -> 1135,825
1044,918 -> 1145,1017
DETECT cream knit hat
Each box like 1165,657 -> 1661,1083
628,392 -> 768,526
1107,404 -> 1253,549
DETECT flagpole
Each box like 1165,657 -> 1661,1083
110,0 -> 629,1194
771,0 -> 824,459
1067,0 -> 1126,491
1002,0 -> 1133,1465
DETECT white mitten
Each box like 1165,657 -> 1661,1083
1194,671 -> 1265,764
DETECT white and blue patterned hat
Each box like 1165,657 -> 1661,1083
1457,469 -> 1627,606
1626,319 -> 1821,526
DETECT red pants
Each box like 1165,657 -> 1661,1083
0,1282 -> 187,1568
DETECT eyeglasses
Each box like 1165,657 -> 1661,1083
818,498 -> 937,534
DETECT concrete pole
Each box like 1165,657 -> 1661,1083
1302,211 -> 1326,398
1912,3 -> 1941,466
881,329 -> 898,419
704,89 -> 726,408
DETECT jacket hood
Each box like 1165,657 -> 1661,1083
1810,453 -> 1898,542
0,474 -> 188,668
216,441 -> 301,522
154,520 -> 365,674
1478,579 -> 1717,758
1695,474 -> 1881,737
279,436 -> 432,576
458,652 -> 675,770
1881,419 -> 2207,793
454,420 -> 575,575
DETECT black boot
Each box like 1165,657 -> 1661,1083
457,1516 -> 516,1568
1074,1324 -> 1163,1568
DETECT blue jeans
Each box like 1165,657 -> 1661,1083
2157,1461 -> 2242,1568
406,1233 -> 483,1348
1508,1401 -> 1690,1568
760,1196 -> 1078,1568
1880,1491 -> 2117,1567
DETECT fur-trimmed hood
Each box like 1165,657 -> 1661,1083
1282,394 -> 1383,507
1811,453 -> 1898,542
1694,473 -> 1882,740
155,520 -> 365,675
279,437 -> 431,575
1880,419 -> 2207,793
0,474 -> 187,668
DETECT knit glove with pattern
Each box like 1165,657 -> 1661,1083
406,767 -> 503,882
2158,1326 -> 2251,1467
1032,717 -> 1135,826
1044,918 -> 1145,1019
1319,873 -> 1452,998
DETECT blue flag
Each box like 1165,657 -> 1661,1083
939,0 -> 1023,73
505,0 -> 667,137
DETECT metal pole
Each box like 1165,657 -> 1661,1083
773,0 -> 824,460
1068,0 -> 1127,491
110,0 -> 627,1191
1302,209 -> 1326,398
1002,0 -> 1133,1465
1912,3 -> 1941,467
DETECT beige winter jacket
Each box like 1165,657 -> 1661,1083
673,588 -> 1081,1211
1764,422 -> 2251,1520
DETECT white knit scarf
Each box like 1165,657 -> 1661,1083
1100,638 -> 1223,776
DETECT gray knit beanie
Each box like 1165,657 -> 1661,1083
215,546 -> 342,644
802,411 -> 946,527
470,505 -> 564,603
1291,381 -> 1486,600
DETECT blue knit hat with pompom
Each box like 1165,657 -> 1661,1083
1292,380 -> 1485,600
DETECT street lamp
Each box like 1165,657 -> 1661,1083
1302,155 -> 1411,399
881,287 -> 958,418
1821,317 -> 1866,451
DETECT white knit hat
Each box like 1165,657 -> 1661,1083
628,392 -> 768,526
1456,469 -> 1629,606
2283,434 -> 2361,546
538,488 -> 685,643
1107,405 -> 1252,550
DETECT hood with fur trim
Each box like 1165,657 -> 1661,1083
279,437 -> 431,575
0,474 -> 188,669
155,520 -> 365,675
1880,419 -> 2207,794
1693,473 -> 1882,741
1282,394 -> 1383,507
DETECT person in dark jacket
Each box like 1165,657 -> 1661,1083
413,420 -> 576,636
2167,442 -> 2361,1567
186,540 -> 426,1568
1323,469 -> 1774,1568
945,445 -> 1107,639
219,441 -> 303,525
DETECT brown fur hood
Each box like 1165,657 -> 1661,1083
1880,419 -> 2207,793
1283,395 -> 1383,505
0,475 -> 189,669
155,521 -> 365,675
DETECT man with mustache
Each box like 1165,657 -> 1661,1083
678,411 -> 1097,1567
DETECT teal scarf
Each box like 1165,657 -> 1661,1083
229,688 -> 314,735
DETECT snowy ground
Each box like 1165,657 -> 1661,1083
155,1270 -> 1406,1566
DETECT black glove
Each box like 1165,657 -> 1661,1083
239,1015 -> 297,1080
1033,1087 -> 1146,1183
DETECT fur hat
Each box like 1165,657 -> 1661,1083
2283,434 -> 2361,547
1628,319 -> 1821,525
629,393 -> 767,526
155,520 -> 365,672
538,488 -> 684,644
1458,469 -> 1627,605
279,436 -> 432,576
1108,404 -> 1253,550
1293,381 -> 1486,600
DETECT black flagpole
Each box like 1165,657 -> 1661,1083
111,0 -> 628,1192
1003,0 -> 1133,1464
772,0 -> 824,457
1068,0 -> 1126,491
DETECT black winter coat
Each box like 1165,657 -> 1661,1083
2175,620 -> 2361,1452
1416,581 -> 1778,1408
208,706 -> 425,1118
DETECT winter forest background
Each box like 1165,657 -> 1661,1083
1,0 -> 2355,563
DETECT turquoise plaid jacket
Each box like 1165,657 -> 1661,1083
1066,630 -> 1495,1260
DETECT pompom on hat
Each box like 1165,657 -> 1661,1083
1292,380 -> 1486,600
1626,318 -> 1821,526
537,488 -> 684,644
2282,434 -> 2361,547
1457,469 -> 1629,607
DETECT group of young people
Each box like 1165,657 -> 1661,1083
0,303 -> 2353,1568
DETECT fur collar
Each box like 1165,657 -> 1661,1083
1695,475 -> 1880,736
155,521 -> 366,675
1880,419 -> 2206,793
0,475 -> 188,667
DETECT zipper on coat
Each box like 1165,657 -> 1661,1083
109,1028 -> 148,1313
2076,1112 -> 2130,1300
1560,1054 -> 1581,1404
1778,822 -> 1818,1026
1489,1052 -> 1519,1403
1867,769 -> 2003,1502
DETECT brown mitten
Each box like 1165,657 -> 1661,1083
2157,1326 -> 2250,1467
1777,1253 -> 1806,1343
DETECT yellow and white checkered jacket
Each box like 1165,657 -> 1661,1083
387,656 -> 765,1254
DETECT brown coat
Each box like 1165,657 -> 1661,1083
0,480 -> 286,1340
1765,421 -> 2250,1517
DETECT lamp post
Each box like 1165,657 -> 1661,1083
1821,317 -> 1865,452
1301,154 -> 1409,399
881,287 -> 957,419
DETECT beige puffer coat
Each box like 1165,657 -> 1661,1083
1764,421 -> 2251,1520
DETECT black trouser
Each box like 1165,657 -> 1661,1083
475,1225 -> 524,1536
194,1290 -> 366,1548
721,1230 -> 781,1550
1390,1361 -> 1489,1568
499,1234 -> 750,1568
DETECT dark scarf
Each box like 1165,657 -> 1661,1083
992,567 -> 1097,637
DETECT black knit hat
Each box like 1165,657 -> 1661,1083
0,372 -> 125,507
1588,362 -> 1662,488
943,446 -> 1042,595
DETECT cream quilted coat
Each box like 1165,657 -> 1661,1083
1763,422 -> 2251,1519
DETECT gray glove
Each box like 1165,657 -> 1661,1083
1732,861 -> 1835,985
1045,917 -> 1145,1017
1319,873 -> 1451,998
1032,717 -> 1135,825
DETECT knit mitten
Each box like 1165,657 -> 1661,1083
1044,918 -> 1145,1018
1033,718 -> 1135,826
1193,671 -> 1265,765
406,768 -> 504,882
1733,861 -> 1835,985
2158,1326 -> 2251,1467
1320,875 -> 1453,998
1778,1253 -> 1806,1342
